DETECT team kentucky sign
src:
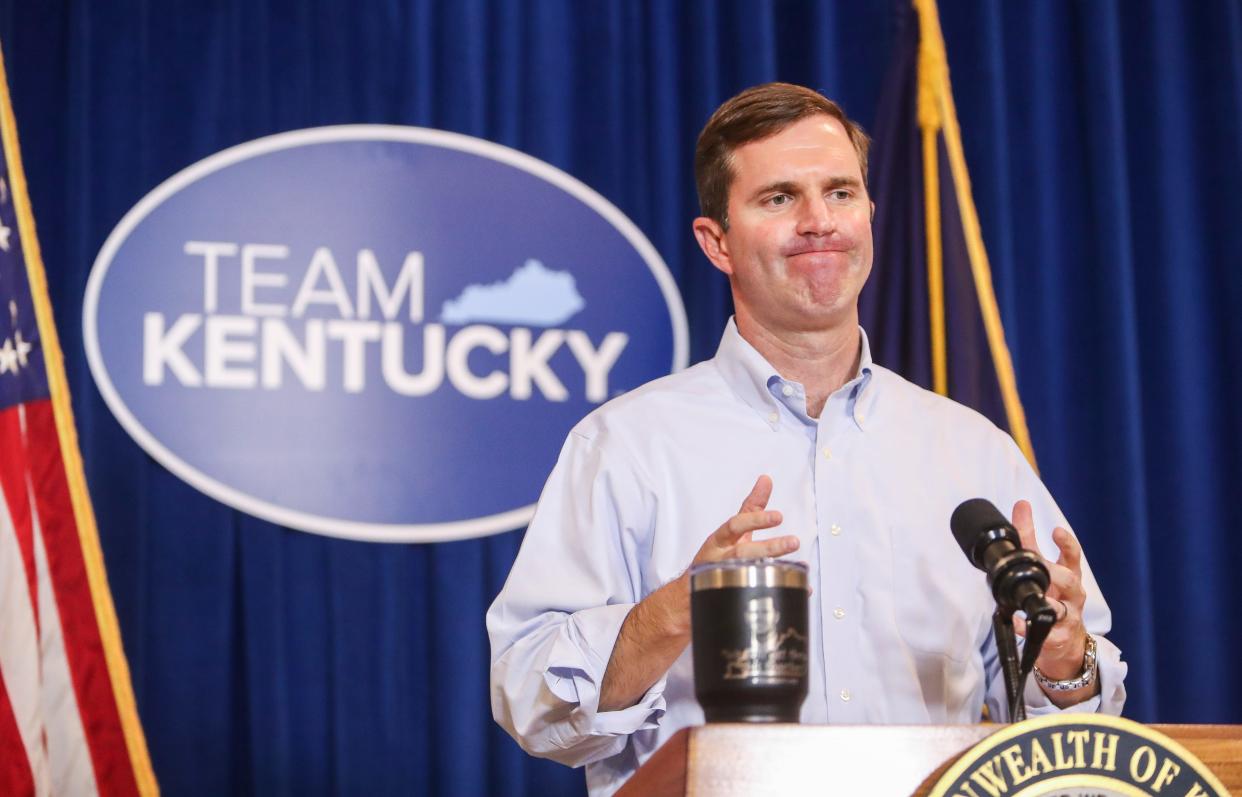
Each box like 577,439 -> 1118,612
84,126 -> 687,542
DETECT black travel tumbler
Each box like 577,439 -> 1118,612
689,558 -> 809,723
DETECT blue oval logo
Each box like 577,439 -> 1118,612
84,126 -> 688,542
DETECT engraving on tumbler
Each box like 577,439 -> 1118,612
721,596 -> 808,681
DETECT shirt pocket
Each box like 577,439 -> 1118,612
888,531 -> 991,718
888,527 -> 988,661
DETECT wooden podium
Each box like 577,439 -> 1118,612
616,724 -> 1242,796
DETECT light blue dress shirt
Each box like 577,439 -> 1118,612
488,319 -> 1126,797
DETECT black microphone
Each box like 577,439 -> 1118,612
950,498 -> 1051,618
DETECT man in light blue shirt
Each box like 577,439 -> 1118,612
487,83 -> 1126,797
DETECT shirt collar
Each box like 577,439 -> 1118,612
713,317 -> 875,430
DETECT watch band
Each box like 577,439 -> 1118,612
1033,634 -> 1098,692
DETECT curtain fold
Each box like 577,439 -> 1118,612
0,1 -> 1237,794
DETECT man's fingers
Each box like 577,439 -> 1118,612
1013,614 -> 1027,637
738,475 -> 773,514
1052,527 -> 1083,574
1046,562 -> 1086,605
1009,507 -> 1086,609
1011,500 -> 1039,553
735,535 -> 800,560
714,510 -> 782,545
697,481 -> 789,565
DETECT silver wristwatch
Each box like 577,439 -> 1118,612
1033,634 -> 1098,692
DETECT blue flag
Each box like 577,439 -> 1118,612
861,0 -> 1037,467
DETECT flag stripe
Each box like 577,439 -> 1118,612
26,401 -> 137,796
0,414 -> 47,795
0,672 -> 37,797
0,408 -> 39,631
33,507 -> 101,797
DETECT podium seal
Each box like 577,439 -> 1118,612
928,714 -> 1230,797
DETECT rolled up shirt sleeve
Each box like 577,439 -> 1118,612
487,422 -> 664,767
1021,632 -> 1127,717
491,603 -> 667,766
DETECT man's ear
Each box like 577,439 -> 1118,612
870,200 -> 876,222
692,216 -> 733,276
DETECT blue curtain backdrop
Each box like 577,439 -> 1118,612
0,1 -> 1239,794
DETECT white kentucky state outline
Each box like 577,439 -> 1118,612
441,259 -> 585,327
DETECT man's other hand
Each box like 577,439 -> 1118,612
1009,499 -> 1098,706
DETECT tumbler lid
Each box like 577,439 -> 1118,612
688,558 -> 808,591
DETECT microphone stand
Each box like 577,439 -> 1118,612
992,608 -> 1024,722
994,600 -> 1058,723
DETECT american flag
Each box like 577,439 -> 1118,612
0,43 -> 156,796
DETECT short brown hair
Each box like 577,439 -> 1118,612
694,82 -> 870,228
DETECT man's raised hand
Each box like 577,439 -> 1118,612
1009,500 -> 1098,705
690,475 -> 799,567
598,475 -> 796,711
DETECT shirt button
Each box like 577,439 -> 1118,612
781,384 -> 794,397
833,607 -> 845,620
821,446 -> 832,460
856,412 -> 866,426
839,689 -> 851,702
768,411 -> 779,423
830,523 -> 842,536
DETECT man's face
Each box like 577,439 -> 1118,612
695,114 -> 873,334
